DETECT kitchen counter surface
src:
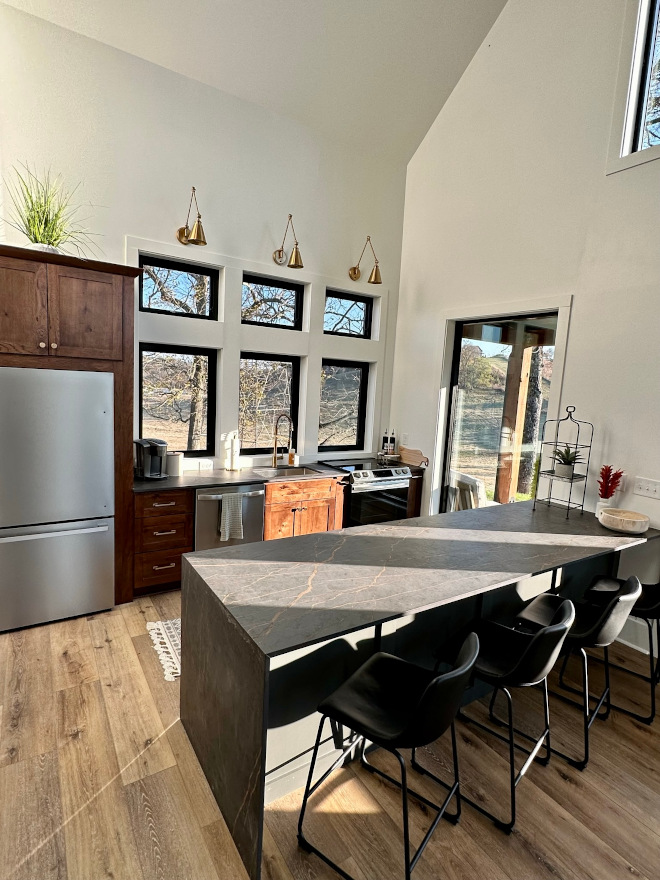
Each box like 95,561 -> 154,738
133,463 -> 344,492
183,500 -> 660,657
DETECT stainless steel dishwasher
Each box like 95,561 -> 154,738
195,484 -> 265,550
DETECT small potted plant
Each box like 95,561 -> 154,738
551,445 -> 583,479
596,464 -> 623,517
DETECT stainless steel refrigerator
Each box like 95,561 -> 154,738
0,367 -> 115,632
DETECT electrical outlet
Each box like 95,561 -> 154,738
401,433 -> 409,445
633,476 -> 660,499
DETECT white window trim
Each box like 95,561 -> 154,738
606,0 -> 660,174
126,236 -> 388,467
425,294 -> 573,516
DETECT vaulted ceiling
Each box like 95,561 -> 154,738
3,0 -> 507,162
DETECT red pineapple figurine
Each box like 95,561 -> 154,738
598,465 -> 624,500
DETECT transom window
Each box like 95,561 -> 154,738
318,359 -> 369,451
634,0 -> 660,151
139,343 -> 217,455
139,255 -> 219,320
239,353 -> 300,453
241,273 -> 303,330
324,291 -> 373,338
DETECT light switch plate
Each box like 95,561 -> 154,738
633,476 -> 660,499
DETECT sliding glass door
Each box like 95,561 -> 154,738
442,313 -> 558,511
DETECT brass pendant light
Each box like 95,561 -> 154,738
273,214 -> 304,268
349,235 -> 382,284
177,187 -> 207,246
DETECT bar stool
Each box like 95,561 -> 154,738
581,576 -> 660,723
459,595 -> 574,832
553,575 -> 642,768
297,633 -> 479,880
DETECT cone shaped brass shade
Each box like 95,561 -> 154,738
188,216 -> 207,246
287,243 -> 303,269
368,262 -> 382,284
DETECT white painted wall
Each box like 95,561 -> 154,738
391,0 -> 660,584
0,5 -> 404,462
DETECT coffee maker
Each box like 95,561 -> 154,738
134,438 -> 168,480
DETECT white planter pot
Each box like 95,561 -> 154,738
25,242 -> 66,255
553,463 -> 574,479
595,498 -> 616,518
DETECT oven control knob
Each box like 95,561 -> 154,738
354,472 -> 361,479
395,468 -> 401,474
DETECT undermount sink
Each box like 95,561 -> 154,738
253,466 -> 324,478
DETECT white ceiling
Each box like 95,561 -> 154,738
3,0 -> 506,162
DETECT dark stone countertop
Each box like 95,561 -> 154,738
183,501 -> 660,658
133,463 -> 344,493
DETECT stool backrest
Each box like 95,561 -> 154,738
399,632 -> 479,748
508,599 -> 575,686
586,575 -> 642,646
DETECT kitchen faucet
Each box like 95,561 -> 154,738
272,412 -> 293,466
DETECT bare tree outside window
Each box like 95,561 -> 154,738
140,345 -> 216,454
241,275 -> 303,329
636,0 -> 660,150
319,361 -> 368,449
139,256 -> 218,319
239,355 -> 298,451
324,292 -> 372,338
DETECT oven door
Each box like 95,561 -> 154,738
347,485 -> 410,527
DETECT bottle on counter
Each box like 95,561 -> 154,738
230,433 -> 241,471
389,429 -> 396,454
382,430 -> 389,453
288,447 -> 296,466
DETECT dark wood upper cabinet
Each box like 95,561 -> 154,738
47,265 -> 123,360
0,255 -> 48,355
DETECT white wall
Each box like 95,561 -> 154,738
392,0 -> 660,577
0,5 -> 404,461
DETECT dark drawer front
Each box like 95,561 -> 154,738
136,514 -> 193,553
135,489 -> 194,518
134,549 -> 189,589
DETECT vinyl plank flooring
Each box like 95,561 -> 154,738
125,764 -> 221,880
0,750 -> 67,880
204,818 -> 252,880
50,616 -> 99,692
88,610 -> 176,785
56,680 -> 144,880
0,625 -> 56,766
133,633 -> 180,729
151,590 -> 181,622
120,596 -> 161,639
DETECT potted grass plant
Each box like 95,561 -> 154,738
3,164 -> 97,256
550,445 -> 583,479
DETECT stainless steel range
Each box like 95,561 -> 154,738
320,458 -> 413,526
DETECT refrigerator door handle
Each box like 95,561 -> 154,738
0,525 -> 109,545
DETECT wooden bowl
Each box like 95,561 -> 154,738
597,508 -> 650,534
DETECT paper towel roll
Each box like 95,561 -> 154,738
166,451 -> 184,476
230,435 -> 241,471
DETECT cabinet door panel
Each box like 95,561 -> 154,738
297,499 -> 332,536
47,265 -> 123,359
264,503 -> 297,541
0,257 -> 47,355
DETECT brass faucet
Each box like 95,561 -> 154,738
272,412 -> 293,466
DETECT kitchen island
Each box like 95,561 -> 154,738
180,501 -> 659,880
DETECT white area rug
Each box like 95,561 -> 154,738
146,618 -> 182,681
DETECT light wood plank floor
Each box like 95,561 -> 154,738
0,590 -> 659,880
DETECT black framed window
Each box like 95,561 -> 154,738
634,0 -> 660,151
139,255 -> 219,320
318,359 -> 369,451
241,273 -> 303,330
323,290 -> 373,338
139,343 -> 217,456
239,353 -> 300,453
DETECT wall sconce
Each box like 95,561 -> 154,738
176,186 -> 207,246
272,213 -> 303,268
349,236 -> 382,284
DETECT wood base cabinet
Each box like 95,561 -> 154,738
264,478 -> 342,540
134,489 -> 194,594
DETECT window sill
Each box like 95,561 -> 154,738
606,141 -> 660,175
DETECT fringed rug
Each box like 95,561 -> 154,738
146,618 -> 182,681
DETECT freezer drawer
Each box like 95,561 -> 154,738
0,519 -> 114,631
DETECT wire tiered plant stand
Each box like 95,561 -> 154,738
533,406 -> 593,518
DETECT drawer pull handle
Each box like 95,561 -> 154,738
154,530 -> 177,536
153,501 -> 176,508
153,562 -> 176,571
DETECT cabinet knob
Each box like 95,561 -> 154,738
38,342 -> 46,349
51,342 -> 58,349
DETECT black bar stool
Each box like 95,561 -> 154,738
297,633 -> 479,880
553,575 -> 642,768
582,576 -> 660,723
459,595 -> 574,832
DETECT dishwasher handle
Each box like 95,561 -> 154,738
197,490 -> 265,501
